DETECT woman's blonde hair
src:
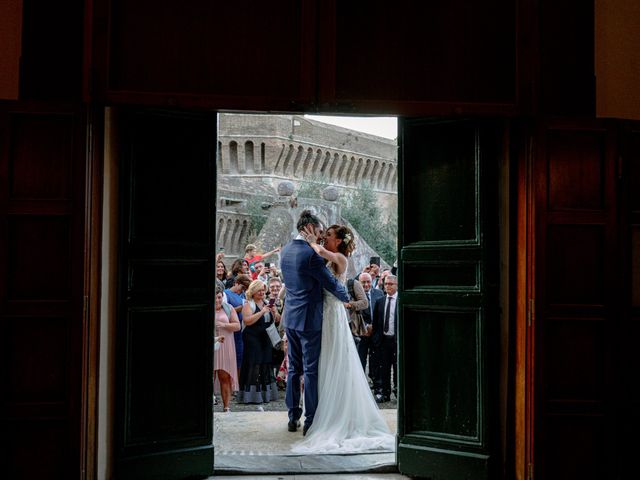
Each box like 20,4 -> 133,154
246,279 -> 267,300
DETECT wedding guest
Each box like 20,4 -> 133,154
254,262 -> 268,283
238,280 -> 279,404
268,263 -> 281,281
276,333 -> 289,390
267,276 -> 285,378
225,258 -> 246,288
244,243 -> 281,279
356,272 -> 384,380
241,259 -> 251,275
214,289 -> 240,412
372,274 -> 398,403
213,335 -> 225,407
224,274 -> 252,372
345,276 -> 369,344
369,257 -> 381,289
377,268 -> 392,293
216,260 -> 228,284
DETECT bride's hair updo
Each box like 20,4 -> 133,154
328,224 -> 356,257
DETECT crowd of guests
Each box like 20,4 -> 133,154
214,243 -> 398,410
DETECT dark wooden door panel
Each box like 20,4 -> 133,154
115,110 -> 216,479
534,120 -> 617,480
619,123 -> 640,477
398,119 -> 500,479
319,1 -> 517,114
97,0 -> 315,110
0,106 -> 86,479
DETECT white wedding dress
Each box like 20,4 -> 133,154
291,272 -> 395,454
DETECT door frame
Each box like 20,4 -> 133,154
514,121 -> 535,480
82,108 -> 526,480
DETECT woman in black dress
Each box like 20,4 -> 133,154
238,279 -> 279,404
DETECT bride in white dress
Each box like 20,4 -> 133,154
291,224 -> 395,454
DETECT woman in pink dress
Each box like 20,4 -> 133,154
214,290 -> 241,412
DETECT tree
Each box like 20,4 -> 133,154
245,195 -> 269,240
342,182 -> 397,265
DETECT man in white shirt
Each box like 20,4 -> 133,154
371,275 -> 398,403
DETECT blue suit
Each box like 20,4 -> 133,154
280,239 -> 349,427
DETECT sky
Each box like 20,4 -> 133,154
304,115 -> 398,140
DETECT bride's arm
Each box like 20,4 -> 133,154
307,242 -> 343,266
301,229 -> 347,273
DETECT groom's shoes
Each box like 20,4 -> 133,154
288,419 -> 301,432
302,424 -> 310,436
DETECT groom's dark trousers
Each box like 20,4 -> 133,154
285,327 -> 322,426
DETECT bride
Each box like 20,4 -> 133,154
291,224 -> 395,454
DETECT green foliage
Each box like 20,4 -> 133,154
245,195 -> 269,239
276,177 -> 397,264
341,181 -> 397,265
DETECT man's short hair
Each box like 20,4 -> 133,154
296,209 -> 321,232
234,274 -> 252,288
245,243 -> 257,254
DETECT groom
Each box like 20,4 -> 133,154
280,210 -> 349,435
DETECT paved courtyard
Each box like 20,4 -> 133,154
214,409 -> 398,475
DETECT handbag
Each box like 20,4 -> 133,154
349,310 -> 368,337
265,321 -> 282,348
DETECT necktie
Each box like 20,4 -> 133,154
367,292 -> 372,319
384,296 -> 392,333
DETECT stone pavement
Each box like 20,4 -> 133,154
212,475 -> 412,480
214,410 -> 398,475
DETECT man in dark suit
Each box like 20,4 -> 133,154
356,272 -> 384,380
371,274 -> 398,403
279,210 -> 349,435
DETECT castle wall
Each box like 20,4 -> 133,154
216,114 -> 398,262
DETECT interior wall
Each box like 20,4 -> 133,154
596,0 -> 640,119
0,0 -> 22,99
98,107 -> 118,480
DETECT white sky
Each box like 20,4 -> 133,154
304,115 -> 398,140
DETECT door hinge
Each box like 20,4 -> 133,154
527,462 -> 534,480
527,298 -> 534,327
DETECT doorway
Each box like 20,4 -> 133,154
213,113 -> 399,474
97,109 -> 509,480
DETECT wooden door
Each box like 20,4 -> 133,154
318,0 -> 518,115
93,0 -> 316,111
0,105 -> 86,478
618,122 -> 640,478
115,110 -> 216,479
532,120 -> 618,479
397,119 -> 501,478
